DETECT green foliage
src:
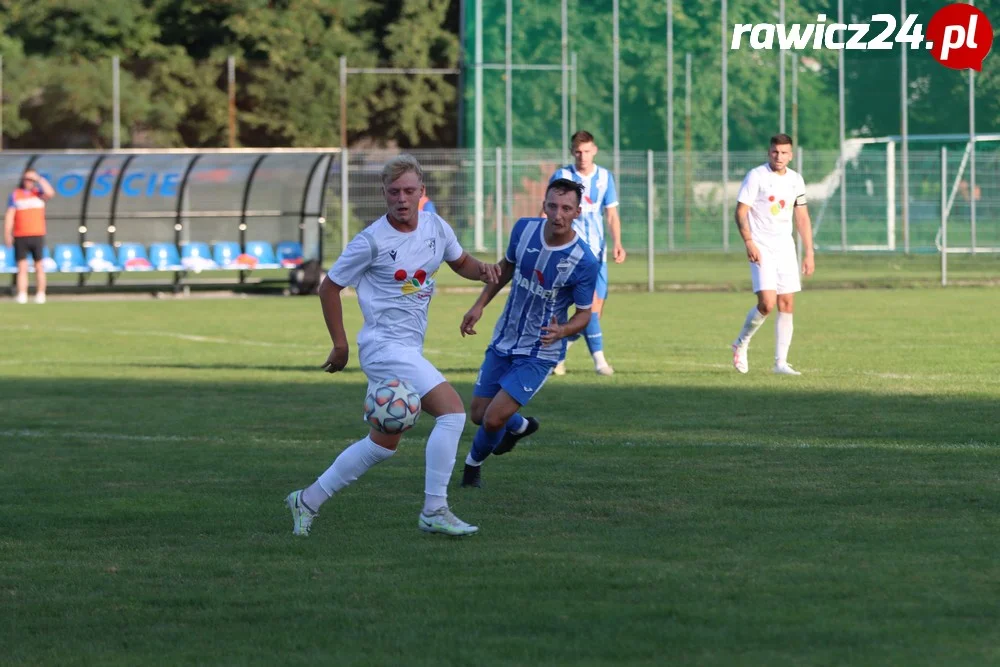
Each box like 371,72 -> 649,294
464,0 -> 999,152
0,0 -> 460,148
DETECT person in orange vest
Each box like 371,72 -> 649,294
4,169 -> 55,304
418,195 -> 437,215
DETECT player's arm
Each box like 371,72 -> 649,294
460,259 -> 515,337
4,206 -> 14,247
540,306 -> 591,346
605,205 -> 626,263
33,174 -> 55,200
319,277 -> 351,373
447,251 -> 500,284
735,202 -> 759,263
794,203 -> 815,276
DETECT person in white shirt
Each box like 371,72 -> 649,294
731,134 -> 815,375
286,154 -> 500,538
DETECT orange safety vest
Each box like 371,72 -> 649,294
8,188 -> 46,237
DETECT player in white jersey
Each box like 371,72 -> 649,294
545,130 -> 626,377
731,134 -> 815,375
457,178 -> 600,489
285,154 -> 500,537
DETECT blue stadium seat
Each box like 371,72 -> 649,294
180,242 -> 219,270
213,241 -> 242,268
54,245 -> 90,272
149,243 -> 183,271
276,241 -> 305,268
85,244 -> 122,272
0,246 -> 16,273
117,242 -> 154,271
246,241 -> 280,269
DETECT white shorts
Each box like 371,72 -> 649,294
359,344 -> 446,398
750,244 -> 801,295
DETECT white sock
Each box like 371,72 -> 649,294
593,350 -> 608,367
775,311 -> 794,366
735,305 -> 767,347
302,435 -> 395,511
464,453 -> 483,467
423,412 -> 466,514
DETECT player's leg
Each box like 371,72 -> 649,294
732,253 -> 777,373
464,357 -> 551,487
586,263 -> 613,375
773,251 -> 802,375
14,240 -> 29,303
33,239 -> 46,303
418,379 -> 478,535
287,349 -> 408,536
463,348 -> 509,481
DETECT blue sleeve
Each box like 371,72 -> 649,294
505,219 -> 526,264
604,173 -> 619,208
572,258 -> 599,309
6,194 -> 14,209
423,200 -> 437,214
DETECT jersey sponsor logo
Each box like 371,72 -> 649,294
525,247 -> 540,254
767,195 -> 787,216
514,271 -> 555,300
394,268 -> 435,295
389,249 -> 398,261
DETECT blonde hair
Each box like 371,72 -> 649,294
381,153 -> 424,187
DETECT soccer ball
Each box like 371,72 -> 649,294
364,378 -> 421,434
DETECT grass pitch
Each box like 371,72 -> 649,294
1,285 -> 999,665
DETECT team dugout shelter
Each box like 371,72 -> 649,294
0,149 -> 335,289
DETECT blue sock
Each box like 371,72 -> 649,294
584,313 -> 603,354
469,424 -> 505,463
505,413 -> 526,434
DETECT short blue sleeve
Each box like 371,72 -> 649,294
422,199 -> 437,214
572,257 -> 599,310
505,218 -> 527,264
6,194 -> 14,209
603,173 -> 619,208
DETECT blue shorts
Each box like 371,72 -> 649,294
473,347 -> 556,406
596,261 -> 608,300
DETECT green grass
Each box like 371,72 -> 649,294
434,252 -> 1000,290
2,288 -> 999,665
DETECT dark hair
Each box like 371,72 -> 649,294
770,133 -> 793,147
571,130 -> 596,148
545,178 -> 584,205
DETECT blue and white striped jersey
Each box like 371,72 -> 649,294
489,218 -> 600,363
549,164 -> 619,263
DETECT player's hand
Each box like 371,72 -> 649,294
540,316 -> 563,346
460,306 -> 483,337
479,261 -> 501,284
321,345 -> 349,373
613,243 -> 627,264
744,240 -> 761,264
802,254 -> 815,277
3,234 -> 11,248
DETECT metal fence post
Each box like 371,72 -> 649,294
495,147 -> 503,263
647,150 -> 655,293
941,146 -> 948,286
341,148 -> 349,254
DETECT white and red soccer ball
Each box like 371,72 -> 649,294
364,378 -> 421,434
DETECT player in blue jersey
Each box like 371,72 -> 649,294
545,130 -> 626,377
458,178 -> 600,488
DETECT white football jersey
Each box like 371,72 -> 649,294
736,164 -> 807,251
328,211 -> 464,354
